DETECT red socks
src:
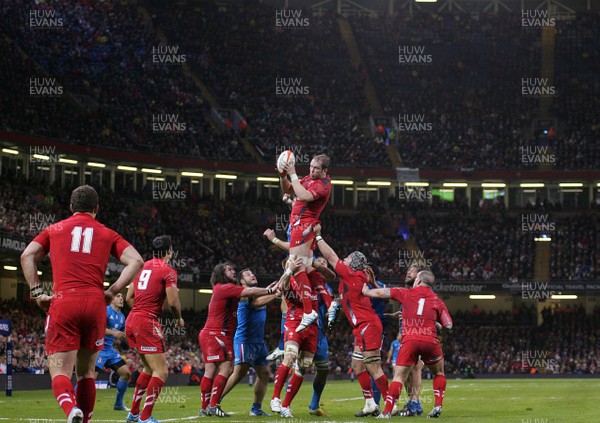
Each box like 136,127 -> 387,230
200,376 -> 213,410
374,374 -> 389,400
140,376 -> 164,420
295,271 -> 313,314
52,375 -> 76,417
209,374 -> 228,407
272,364 -> 291,399
384,381 -> 402,414
131,372 -> 151,415
75,377 -> 95,423
433,375 -> 446,407
281,373 -> 304,408
356,371 -> 373,400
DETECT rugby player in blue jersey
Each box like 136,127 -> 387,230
94,293 -> 131,412
220,266 -> 295,416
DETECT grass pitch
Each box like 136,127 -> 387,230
0,378 -> 595,422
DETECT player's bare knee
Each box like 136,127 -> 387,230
297,357 -> 313,375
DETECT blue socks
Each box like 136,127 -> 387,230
115,377 -> 128,406
371,378 -> 381,405
309,379 -> 325,410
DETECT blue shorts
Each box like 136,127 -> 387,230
314,331 -> 329,363
95,349 -> 125,372
234,342 -> 269,367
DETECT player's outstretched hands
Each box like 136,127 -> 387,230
361,283 -> 370,296
313,223 -> 322,236
263,228 -> 276,242
364,265 -> 376,285
177,318 -> 185,328
35,293 -> 53,312
104,289 -> 115,305
113,330 -> 126,340
287,257 -> 303,274
384,311 -> 403,320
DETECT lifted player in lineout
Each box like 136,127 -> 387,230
363,270 -> 453,419
278,154 -> 331,332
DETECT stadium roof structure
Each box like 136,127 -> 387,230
265,0 -> 597,16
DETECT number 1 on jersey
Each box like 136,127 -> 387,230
417,298 -> 425,315
138,269 -> 152,290
70,226 -> 94,253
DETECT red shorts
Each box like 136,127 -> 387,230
396,339 -> 444,366
353,320 -> 383,352
125,313 -> 165,354
284,320 -> 318,354
289,220 -> 318,249
199,329 -> 234,363
45,295 -> 106,356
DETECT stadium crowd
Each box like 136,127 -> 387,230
550,215 -> 599,281
350,11 -> 600,170
4,2 -> 596,169
0,174 -> 548,281
147,0 -> 389,167
0,0 -> 250,161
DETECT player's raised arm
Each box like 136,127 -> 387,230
20,240 -> 52,311
361,284 -> 391,299
282,161 -> 315,202
312,224 -> 339,268
264,228 -> 290,252
279,167 -> 295,195
105,246 -> 144,302
250,279 -> 281,307
313,256 -> 336,282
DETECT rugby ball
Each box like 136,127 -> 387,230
277,150 -> 295,173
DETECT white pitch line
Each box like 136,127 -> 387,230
330,396 -> 363,402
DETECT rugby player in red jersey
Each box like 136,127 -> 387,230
199,262 -> 279,417
363,270 -> 453,419
270,258 -> 317,418
124,235 -> 184,423
279,154 -> 331,331
312,224 -> 389,417
21,185 -> 144,423
396,262 -> 427,417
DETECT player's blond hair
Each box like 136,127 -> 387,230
312,154 -> 330,170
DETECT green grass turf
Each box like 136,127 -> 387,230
0,378 -> 596,422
